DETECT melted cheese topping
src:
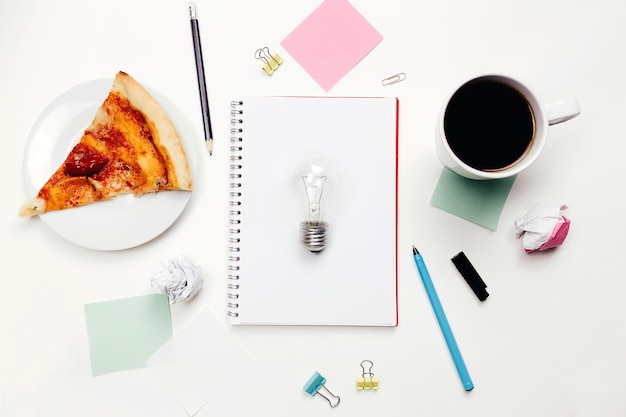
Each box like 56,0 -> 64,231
37,92 -> 171,211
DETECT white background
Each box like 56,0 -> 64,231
2,0 -> 626,416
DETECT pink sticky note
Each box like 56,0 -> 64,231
281,0 -> 383,91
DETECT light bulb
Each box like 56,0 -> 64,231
300,164 -> 329,252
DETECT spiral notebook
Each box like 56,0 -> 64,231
228,96 -> 398,326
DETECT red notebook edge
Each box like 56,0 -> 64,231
395,97 -> 400,326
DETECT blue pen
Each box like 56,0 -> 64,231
413,246 -> 474,391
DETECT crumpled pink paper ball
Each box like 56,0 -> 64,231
514,203 -> 570,253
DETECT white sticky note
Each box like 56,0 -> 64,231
146,308 -> 253,415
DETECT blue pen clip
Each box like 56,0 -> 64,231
303,371 -> 341,408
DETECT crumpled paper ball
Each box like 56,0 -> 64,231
151,256 -> 204,303
514,203 -> 570,253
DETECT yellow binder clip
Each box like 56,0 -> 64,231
255,47 -> 283,76
356,360 -> 379,390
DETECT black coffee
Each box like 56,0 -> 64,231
443,79 -> 535,171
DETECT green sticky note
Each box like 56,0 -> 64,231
84,294 -> 172,376
430,168 -> 516,230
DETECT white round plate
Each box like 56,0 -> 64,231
22,79 -> 197,251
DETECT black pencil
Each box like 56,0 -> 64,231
189,2 -> 213,155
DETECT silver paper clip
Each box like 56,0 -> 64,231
255,46 -> 283,76
382,72 -> 406,86
356,360 -> 379,390
303,371 -> 341,408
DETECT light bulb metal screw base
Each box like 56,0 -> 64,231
300,220 -> 329,253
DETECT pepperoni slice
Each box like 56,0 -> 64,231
63,143 -> 109,177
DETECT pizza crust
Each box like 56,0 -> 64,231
112,72 -> 192,191
19,197 -> 46,217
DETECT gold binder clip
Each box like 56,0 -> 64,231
356,360 -> 379,390
255,47 -> 283,76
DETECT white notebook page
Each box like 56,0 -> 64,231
229,96 -> 398,326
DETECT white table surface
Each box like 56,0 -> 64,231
2,0 -> 626,416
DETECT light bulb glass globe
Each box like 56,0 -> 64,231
300,164 -> 328,252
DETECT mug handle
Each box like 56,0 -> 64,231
545,99 -> 581,125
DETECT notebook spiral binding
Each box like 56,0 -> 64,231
228,100 -> 244,318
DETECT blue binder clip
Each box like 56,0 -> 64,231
303,371 -> 341,408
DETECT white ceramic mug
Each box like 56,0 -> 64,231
435,74 -> 580,180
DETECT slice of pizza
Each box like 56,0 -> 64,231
19,71 -> 193,217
